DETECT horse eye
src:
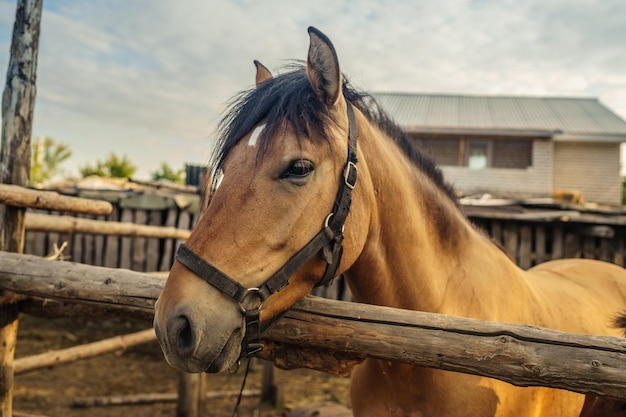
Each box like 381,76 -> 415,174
281,159 -> 314,179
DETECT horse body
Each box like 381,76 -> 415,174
154,27 -> 626,416
343,112 -> 626,416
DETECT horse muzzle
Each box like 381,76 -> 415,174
153,297 -> 244,373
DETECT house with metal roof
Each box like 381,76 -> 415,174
372,93 -> 626,205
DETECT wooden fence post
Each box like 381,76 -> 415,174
0,0 -> 43,415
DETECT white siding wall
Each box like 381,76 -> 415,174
552,142 -> 621,205
441,140 -> 553,197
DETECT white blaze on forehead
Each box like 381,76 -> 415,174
248,124 -> 265,147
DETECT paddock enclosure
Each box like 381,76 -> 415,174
3,3 -> 626,416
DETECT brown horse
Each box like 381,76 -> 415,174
154,27 -> 626,416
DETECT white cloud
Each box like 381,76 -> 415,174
0,0 -> 625,179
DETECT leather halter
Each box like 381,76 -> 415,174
175,101 -> 358,359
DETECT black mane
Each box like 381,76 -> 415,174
211,65 -> 455,202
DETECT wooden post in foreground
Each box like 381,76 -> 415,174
0,0 -> 43,415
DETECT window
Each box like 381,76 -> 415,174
466,141 -> 492,169
415,136 -> 533,169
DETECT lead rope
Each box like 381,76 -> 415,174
231,358 -> 252,417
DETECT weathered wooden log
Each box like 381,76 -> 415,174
19,297 -> 154,323
1,251 -> 626,399
0,184 -> 112,215
14,328 -> 156,375
13,412 -> 50,417
177,372 -> 205,417
25,212 -> 191,239
0,1 -> 43,415
264,298 -> 626,400
71,389 -> 260,408
0,252 -> 164,310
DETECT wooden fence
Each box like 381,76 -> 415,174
24,204 -> 198,272
24,180 -> 200,272
0,185 -> 213,417
466,204 -> 626,270
21,193 -> 626,275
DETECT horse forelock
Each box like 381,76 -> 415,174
210,66 -> 330,190
210,64 -> 456,204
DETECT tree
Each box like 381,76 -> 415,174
30,136 -> 72,186
151,162 -> 185,184
80,153 -> 137,178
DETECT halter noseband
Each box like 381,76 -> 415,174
175,101 -> 358,360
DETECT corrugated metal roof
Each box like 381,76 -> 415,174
371,93 -> 626,139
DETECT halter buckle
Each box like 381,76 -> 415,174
238,288 -> 265,313
344,161 -> 358,190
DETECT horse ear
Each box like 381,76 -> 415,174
306,27 -> 342,106
254,60 -> 273,87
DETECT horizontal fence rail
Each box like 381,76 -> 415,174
0,184 -> 113,215
1,251 -> 626,400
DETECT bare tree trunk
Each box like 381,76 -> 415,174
0,1 -> 43,415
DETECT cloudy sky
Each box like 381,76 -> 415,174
1,0 -> 625,179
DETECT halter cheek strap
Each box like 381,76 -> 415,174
175,101 -> 358,359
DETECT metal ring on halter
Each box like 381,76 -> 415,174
324,213 -> 345,233
238,288 -> 265,313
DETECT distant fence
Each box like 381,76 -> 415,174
23,198 -> 626,283
467,204 -> 626,270
24,180 -> 201,273
25,207 -> 197,272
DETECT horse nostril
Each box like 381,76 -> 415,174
175,316 -> 194,356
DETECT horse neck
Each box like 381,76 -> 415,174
346,126 -> 528,318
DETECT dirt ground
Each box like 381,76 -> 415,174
14,314 -> 351,417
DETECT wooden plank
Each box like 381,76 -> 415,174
159,208 -> 179,271
24,212 -> 190,239
119,209 -> 133,269
71,389 -> 259,408
490,220 -> 502,245
47,228 -> 61,259
614,237 -> 625,267
103,206 -> 120,268
71,218 -> 83,264
260,361 -> 278,406
23,228 -> 36,255
177,211 -> 191,239
92,215 -> 105,266
466,208 -> 581,222
552,227 -> 564,259
0,184 -> 112,215
519,225 -> 532,269
14,329 -> 156,375
177,372 -> 205,417
145,210 -> 162,272
535,226 -> 547,264
82,215 -> 95,265
175,211 -> 192,262
31,231 -> 45,257
132,210 -> 147,271
582,237 -> 596,260
564,232 -> 581,258
598,239 -> 612,263
0,1 -> 43,414
503,222 -> 518,262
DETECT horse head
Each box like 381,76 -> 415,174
153,27 -> 371,373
